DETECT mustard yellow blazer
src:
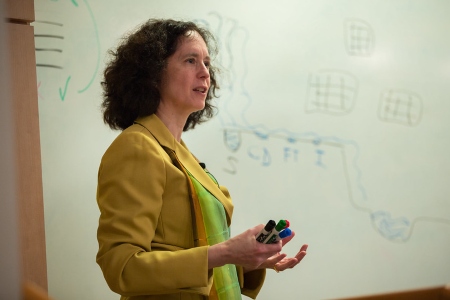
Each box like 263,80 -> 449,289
96,114 -> 265,300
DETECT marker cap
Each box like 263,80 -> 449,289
279,228 -> 292,239
264,220 -> 276,231
275,220 -> 287,231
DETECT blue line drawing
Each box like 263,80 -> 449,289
200,12 -> 450,242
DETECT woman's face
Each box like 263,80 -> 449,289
158,31 -> 211,119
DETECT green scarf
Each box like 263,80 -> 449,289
166,149 -> 241,300
187,170 -> 242,300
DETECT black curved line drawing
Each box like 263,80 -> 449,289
344,18 -> 375,57
378,89 -> 423,126
305,69 -> 359,115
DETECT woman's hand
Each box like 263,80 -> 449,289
208,224 -> 308,273
243,230 -> 308,273
208,224 -> 283,270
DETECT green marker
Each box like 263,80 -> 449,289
263,219 -> 287,244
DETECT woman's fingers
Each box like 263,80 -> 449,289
281,230 -> 295,246
284,244 -> 308,269
268,252 -> 287,265
299,244 -> 309,252
273,244 -> 308,272
274,257 -> 298,271
295,244 -> 308,262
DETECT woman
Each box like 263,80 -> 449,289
96,18 -> 308,300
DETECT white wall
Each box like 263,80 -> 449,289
34,1 -> 450,299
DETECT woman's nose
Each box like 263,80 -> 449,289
199,63 -> 210,78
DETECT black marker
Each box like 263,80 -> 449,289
255,220 -> 276,243
264,219 -> 288,244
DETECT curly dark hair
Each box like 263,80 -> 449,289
101,19 -> 220,131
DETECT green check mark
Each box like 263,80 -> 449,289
59,76 -> 71,101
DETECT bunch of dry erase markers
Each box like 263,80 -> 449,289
255,219 -> 291,244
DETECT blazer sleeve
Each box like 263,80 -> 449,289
236,266 -> 266,299
96,130 -> 211,297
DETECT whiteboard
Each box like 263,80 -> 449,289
34,1 -> 450,299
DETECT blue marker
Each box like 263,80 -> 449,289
256,220 -> 276,243
269,228 -> 292,243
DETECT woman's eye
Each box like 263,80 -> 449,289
204,61 -> 210,68
187,58 -> 195,64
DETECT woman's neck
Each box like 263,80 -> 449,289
155,110 -> 186,142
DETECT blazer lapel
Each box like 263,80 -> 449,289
134,114 -> 234,224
